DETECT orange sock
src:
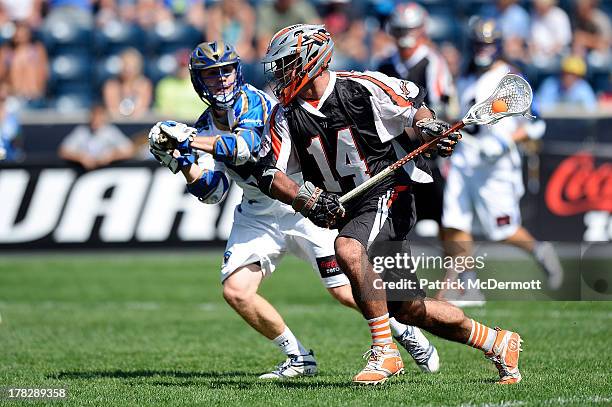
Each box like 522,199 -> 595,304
466,319 -> 496,353
368,313 -> 393,346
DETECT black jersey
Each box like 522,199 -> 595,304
377,44 -> 455,111
259,70 -> 434,211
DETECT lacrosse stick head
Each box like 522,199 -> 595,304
463,73 -> 533,126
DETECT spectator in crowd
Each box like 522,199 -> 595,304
58,104 -> 133,170
366,0 -> 400,61
482,0 -> 530,63
529,0 -> 572,67
440,42 -> 462,80
94,0 -> 121,28
44,0 -> 94,29
0,81 -> 21,161
319,0 -> 367,68
536,55 -> 597,111
120,0 -> 173,29
206,0 -> 255,62
256,0 -> 320,57
103,47 -> 152,118
154,49 -> 206,120
573,0 -> 612,65
165,0 -> 206,29
0,21 -> 48,108
0,0 -> 44,27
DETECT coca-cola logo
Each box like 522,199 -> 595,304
545,153 -> 612,216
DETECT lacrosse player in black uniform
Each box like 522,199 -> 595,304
254,24 -> 524,385
377,2 -> 457,229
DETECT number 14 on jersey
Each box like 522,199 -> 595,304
305,127 -> 370,193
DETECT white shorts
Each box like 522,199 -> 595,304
442,165 -> 523,241
221,204 -> 350,288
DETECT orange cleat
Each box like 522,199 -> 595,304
486,327 -> 523,384
352,343 -> 404,385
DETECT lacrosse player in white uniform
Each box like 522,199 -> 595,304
148,41 -> 439,379
440,19 -> 563,304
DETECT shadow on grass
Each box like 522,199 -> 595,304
47,370 -> 362,388
49,369 -> 494,388
48,370 -> 250,380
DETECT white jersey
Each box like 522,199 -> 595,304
442,62 -> 528,240
195,122 -> 298,217
194,84 -> 296,216
452,62 -> 524,195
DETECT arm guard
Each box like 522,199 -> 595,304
213,128 -> 260,166
252,162 -> 279,198
186,170 -> 230,204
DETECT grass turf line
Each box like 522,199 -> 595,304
0,253 -> 610,406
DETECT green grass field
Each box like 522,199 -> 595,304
0,253 -> 610,406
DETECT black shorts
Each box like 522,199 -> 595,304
412,160 -> 444,224
336,185 -> 426,303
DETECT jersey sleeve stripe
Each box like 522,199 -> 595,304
336,72 -> 413,108
239,91 -> 249,117
256,91 -> 269,124
269,104 -> 282,159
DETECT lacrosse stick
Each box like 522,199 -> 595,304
339,73 -> 534,204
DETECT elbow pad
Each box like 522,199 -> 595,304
187,170 -> 230,204
213,129 -> 260,166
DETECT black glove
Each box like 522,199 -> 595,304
436,131 -> 460,157
415,118 -> 461,157
292,181 -> 345,228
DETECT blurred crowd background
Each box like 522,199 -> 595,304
0,0 -> 611,164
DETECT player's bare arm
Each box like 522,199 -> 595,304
267,170 -> 299,206
260,168 -> 344,229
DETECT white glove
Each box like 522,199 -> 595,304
148,120 -> 196,151
479,136 -> 508,161
148,121 -> 197,174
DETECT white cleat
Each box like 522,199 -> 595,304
534,242 -> 564,290
446,289 -> 487,308
258,350 -> 317,379
394,326 -> 440,373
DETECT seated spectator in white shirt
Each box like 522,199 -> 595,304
58,104 -> 134,170
530,0 -> 572,67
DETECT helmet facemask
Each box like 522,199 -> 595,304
189,41 -> 243,110
469,18 -> 502,71
262,24 -> 334,106
473,43 -> 499,69
388,26 -> 424,50
264,54 -> 303,103
193,63 -> 241,109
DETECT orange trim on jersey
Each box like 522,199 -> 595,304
336,72 -> 413,108
305,98 -> 320,108
269,105 -> 282,159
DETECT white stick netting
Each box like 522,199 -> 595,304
464,73 -> 533,126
